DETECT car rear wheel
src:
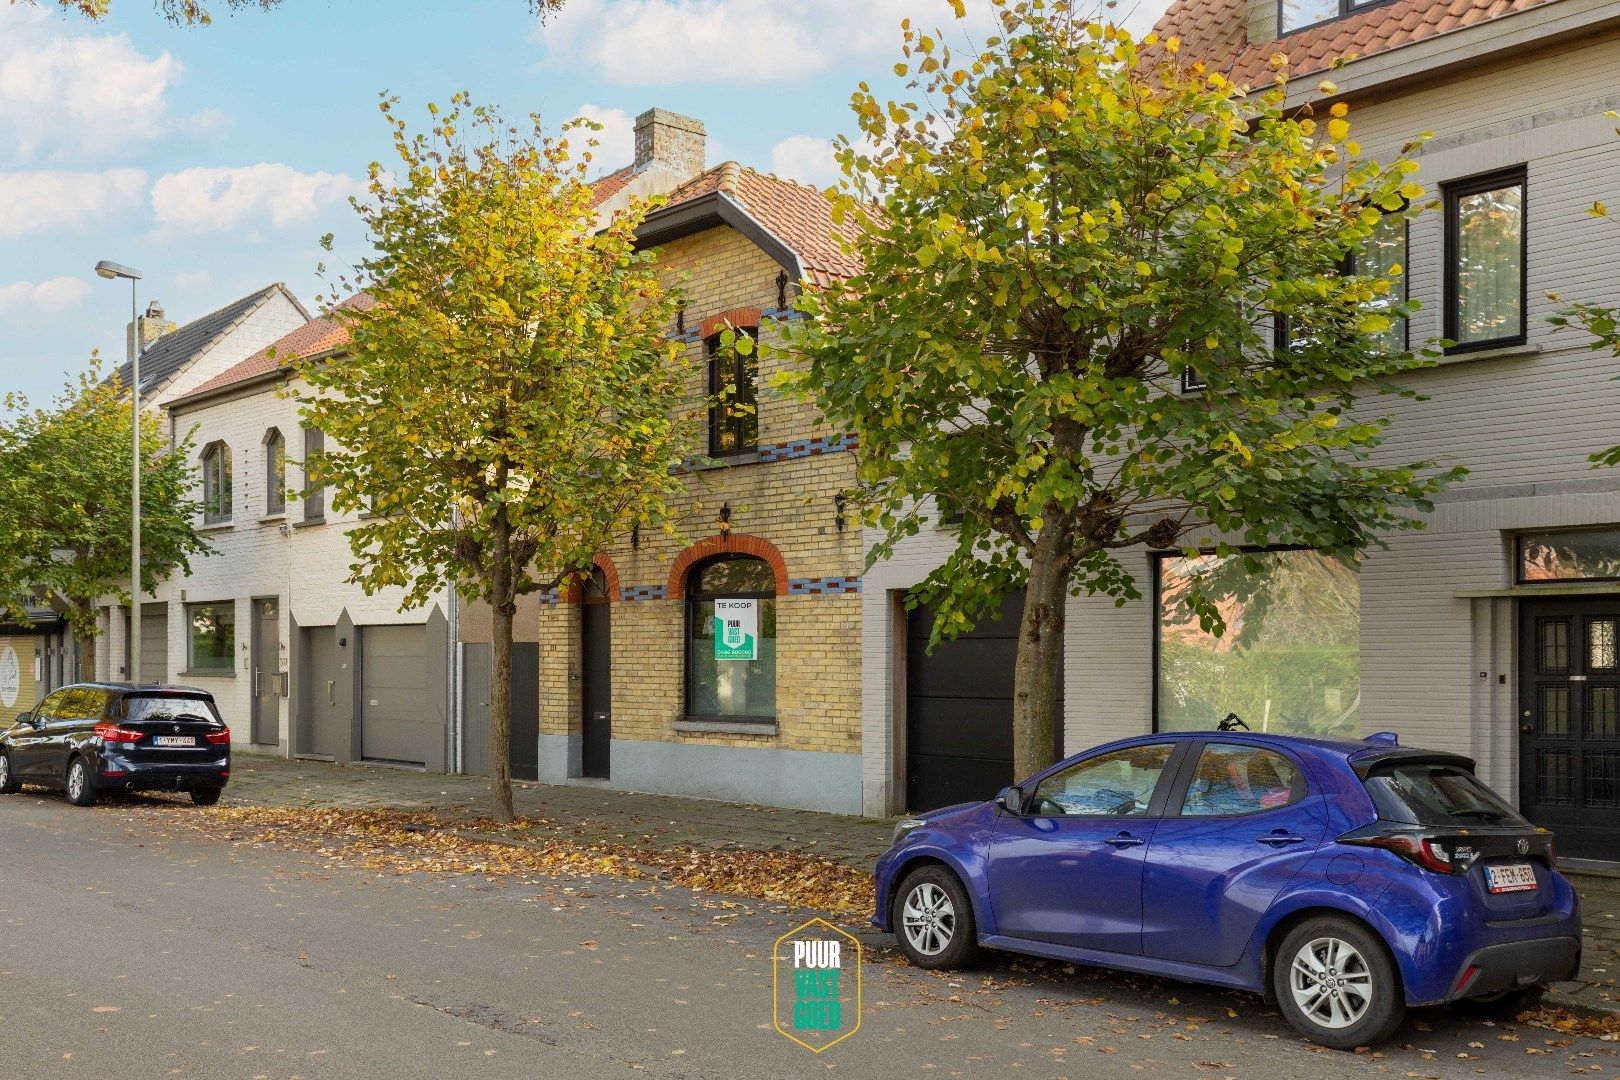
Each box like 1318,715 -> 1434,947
892,865 -> 978,970
65,757 -> 97,807
190,787 -> 222,806
1273,916 -> 1404,1050
0,752 -> 19,795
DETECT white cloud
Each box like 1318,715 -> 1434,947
174,270 -> 214,290
770,135 -> 839,189
0,168 -> 147,239
0,277 -> 91,313
541,0 -> 996,86
571,104 -> 635,173
0,6 -> 226,162
150,164 -> 364,235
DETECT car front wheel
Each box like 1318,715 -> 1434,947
65,757 -> 97,807
0,751 -> 18,795
1273,916 -> 1404,1050
892,865 -> 978,970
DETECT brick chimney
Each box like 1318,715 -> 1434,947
633,108 -> 706,182
126,300 -> 174,360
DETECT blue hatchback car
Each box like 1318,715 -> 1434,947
873,730 -> 1581,1049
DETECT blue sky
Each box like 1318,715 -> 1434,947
0,0 -> 1171,406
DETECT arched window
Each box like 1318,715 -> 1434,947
201,441 -> 232,523
685,555 -> 776,721
263,428 -> 286,515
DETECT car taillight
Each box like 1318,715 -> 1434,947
1341,831 -> 1463,874
205,727 -> 230,745
93,722 -> 143,744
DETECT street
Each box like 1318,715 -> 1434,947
1,790 -> 1614,1079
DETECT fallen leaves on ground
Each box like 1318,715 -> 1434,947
1523,1006 -> 1620,1041
139,805 -> 873,915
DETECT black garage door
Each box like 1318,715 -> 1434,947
906,591 -> 1063,812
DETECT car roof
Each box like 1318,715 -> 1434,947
53,681 -> 215,696
1137,729 -> 1474,770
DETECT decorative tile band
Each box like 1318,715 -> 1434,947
787,577 -> 863,596
538,588 -> 561,606
757,434 -> 857,462
620,584 -> 668,602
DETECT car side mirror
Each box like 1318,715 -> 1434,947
998,785 -> 1024,815
15,712 -> 33,728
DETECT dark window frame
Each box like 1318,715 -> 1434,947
301,425 -> 325,523
201,441 -> 232,524
1516,526 -> 1620,585
683,553 -> 777,724
1277,0 -> 1398,36
1443,165 -> 1528,355
185,600 -> 236,675
1179,369 -> 1207,394
706,327 -> 759,457
263,428 -> 286,516
1274,204 -> 1410,355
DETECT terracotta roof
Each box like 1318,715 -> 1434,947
1153,0 -> 1556,86
588,164 -> 636,208
661,161 -> 863,287
177,294 -> 373,404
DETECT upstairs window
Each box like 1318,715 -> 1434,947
1279,0 -> 1387,34
707,328 -> 759,456
1349,205 -> 1409,354
1445,167 -> 1526,353
201,442 -> 232,523
302,425 -> 325,522
264,428 -> 286,516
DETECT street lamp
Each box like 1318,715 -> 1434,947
95,260 -> 144,684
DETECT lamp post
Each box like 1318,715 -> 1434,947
95,260 -> 143,684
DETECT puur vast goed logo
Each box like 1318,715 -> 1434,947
772,918 -> 861,1052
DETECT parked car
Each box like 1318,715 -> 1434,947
874,731 -> 1580,1049
0,682 -> 230,807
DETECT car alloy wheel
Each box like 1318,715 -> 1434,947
901,881 -> 956,957
67,761 -> 85,801
0,754 -> 8,789
1289,935 -> 1375,1030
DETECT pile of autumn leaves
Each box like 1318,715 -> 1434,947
154,805 -> 874,917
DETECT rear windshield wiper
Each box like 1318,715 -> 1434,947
1449,808 -> 1507,822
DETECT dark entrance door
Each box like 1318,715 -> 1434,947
1520,597 -> 1620,860
581,568 -> 612,778
905,590 -> 1064,812
461,642 -> 540,781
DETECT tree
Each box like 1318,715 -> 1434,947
1548,201 -> 1620,467
0,362 -> 209,679
16,0 -> 562,24
788,0 -> 1464,779
295,94 -> 690,822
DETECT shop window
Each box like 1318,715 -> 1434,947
201,441 -> 232,523
187,602 -> 235,674
685,555 -> 776,721
1518,527 -> 1620,583
1156,550 -> 1360,738
1445,166 -> 1526,352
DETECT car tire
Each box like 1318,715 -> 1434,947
190,787 -> 222,807
0,751 -> 19,795
1272,915 -> 1405,1050
65,757 -> 97,807
892,865 -> 978,971
1460,984 -> 1547,1019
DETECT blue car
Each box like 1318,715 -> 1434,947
873,730 -> 1581,1049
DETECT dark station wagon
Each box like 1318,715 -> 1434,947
0,682 -> 231,807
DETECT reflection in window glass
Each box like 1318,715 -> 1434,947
1031,744 -> 1174,817
1157,550 -> 1360,738
1450,178 -> 1523,346
188,603 -> 235,673
686,556 -> 777,720
1279,0 -> 1337,32
1181,743 -> 1300,816
1353,208 -> 1407,353
1519,528 -> 1620,583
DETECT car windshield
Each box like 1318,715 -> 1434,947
1363,762 -> 1528,827
123,695 -> 221,724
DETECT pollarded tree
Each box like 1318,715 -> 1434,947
295,94 -> 691,823
0,363 -> 208,678
788,0 -> 1465,780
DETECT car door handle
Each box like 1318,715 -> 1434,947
1105,833 -> 1145,849
1257,832 -> 1305,847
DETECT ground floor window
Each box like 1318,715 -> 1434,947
1156,549 -> 1360,738
686,555 -> 776,720
187,602 -> 235,674
1518,527 -> 1620,583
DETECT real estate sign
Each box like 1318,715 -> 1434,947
714,598 -> 758,661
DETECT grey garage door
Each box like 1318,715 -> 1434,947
361,624 -> 438,766
905,591 -> 1063,813
124,603 -> 169,683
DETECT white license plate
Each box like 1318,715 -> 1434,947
151,735 -> 196,748
1485,862 -> 1538,893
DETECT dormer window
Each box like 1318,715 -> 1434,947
1279,0 -> 1389,35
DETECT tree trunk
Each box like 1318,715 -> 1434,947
76,625 -> 97,683
488,522 -> 516,824
1011,533 -> 1069,782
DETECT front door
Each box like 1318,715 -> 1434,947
304,626 -> 347,759
251,598 -> 281,746
984,741 -> 1180,954
581,567 -> 612,779
1520,598 -> 1620,859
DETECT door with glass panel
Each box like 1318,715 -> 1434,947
1519,598 -> 1620,860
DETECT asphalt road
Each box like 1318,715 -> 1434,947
0,790 -> 1613,1079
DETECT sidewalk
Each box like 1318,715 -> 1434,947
221,753 -> 1620,1015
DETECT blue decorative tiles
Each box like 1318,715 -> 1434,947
537,588 -> 561,606
620,585 -> 668,602
787,577 -> 863,596
757,433 -> 857,463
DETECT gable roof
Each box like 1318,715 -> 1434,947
174,293 -> 374,407
111,283 -> 307,398
1154,0 -> 1557,87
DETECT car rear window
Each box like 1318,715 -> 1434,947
123,694 -> 221,723
1363,762 -> 1528,827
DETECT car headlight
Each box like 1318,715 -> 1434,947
891,817 -> 927,847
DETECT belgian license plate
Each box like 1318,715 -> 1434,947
152,735 -> 196,748
1486,862 -> 1538,894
